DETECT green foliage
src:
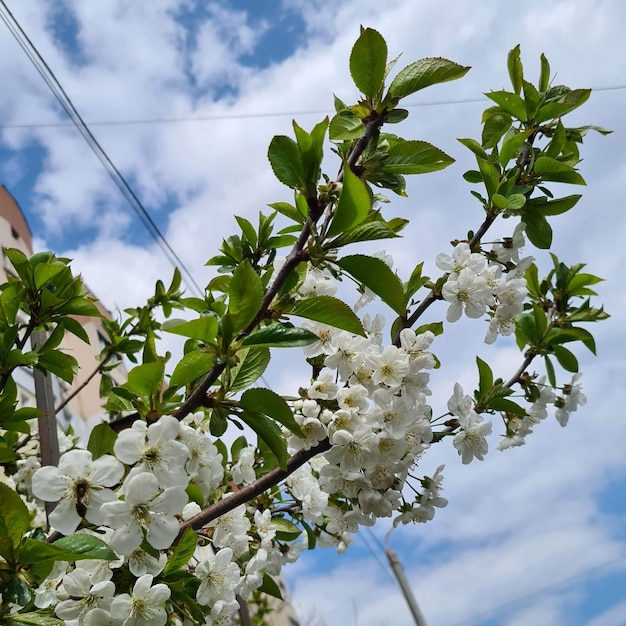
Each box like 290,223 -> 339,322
336,254 -> 405,315
0,28 -> 610,626
290,295 -> 366,336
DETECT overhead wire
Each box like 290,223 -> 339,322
1,84 -> 625,130
0,1 -> 204,297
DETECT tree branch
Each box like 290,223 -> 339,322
177,439 -> 331,538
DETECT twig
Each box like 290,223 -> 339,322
177,439 -> 331,537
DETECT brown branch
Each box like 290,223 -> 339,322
171,113 -> 387,423
393,213 -> 502,346
177,439 -> 331,538
55,351 -> 114,415
503,353 -> 536,389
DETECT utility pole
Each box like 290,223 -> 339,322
385,528 -> 429,626
32,330 -> 60,518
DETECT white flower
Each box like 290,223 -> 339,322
453,411 -> 492,464
554,373 -> 586,426
336,384 -> 370,414
126,548 -> 167,577
179,425 -> 224,498
54,568 -> 115,623
14,456 -> 41,498
110,574 -> 170,626
354,252 -> 394,311
491,223 -> 526,264
326,423 -> 378,473
299,266 -> 338,297
208,503 -> 251,557
441,267 -> 490,322
362,312 -> 386,345
324,332 -> 365,380
301,321 -> 340,358
195,547 -> 240,607
101,472 -> 188,555
447,383 -> 473,418
308,371 -> 339,400
367,345 -> 409,388
436,242 -> 484,277
231,446 -> 256,486
114,416 -> 190,490
31,450 -> 124,536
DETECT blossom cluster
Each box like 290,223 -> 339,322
281,272 -> 450,545
7,235 -> 590,624
436,225 -> 531,343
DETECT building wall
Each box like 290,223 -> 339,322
0,184 -> 125,433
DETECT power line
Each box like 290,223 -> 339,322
0,1 -> 204,297
2,85 -> 625,130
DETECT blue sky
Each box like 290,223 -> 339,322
1,1 -> 626,625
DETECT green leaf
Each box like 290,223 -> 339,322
0,482 -> 30,546
477,157 -> 501,198
349,27 -> 388,98
482,110 -> 512,149
522,80 -> 540,118
458,137 -> 489,160
228,261 -> 264,332
4,579 -> 32,610
33,261 -> 66,290
533,157 -> 586,185
36,349 -> 78,384
545,120 -> 566,159
529,194 -> 581,216
259,573 -> 284,600
327,165 -> 371,237
499,130 -> 531,166
229,347 -> 271,392
272,517 -> 302,541
126,361 -> 165,397
327,220 -> 403,249
292,118 -> 328,192
516,311 -> 540,344
162,528 -> 197,576
539,53 -> 551,92
507,45 -> 523,94
481,107 -> 512,150
523,213 -> 553,249
386,108 -> 409,123
476,357 -> 494,397
238,410 -> 289,470
536,88 -> 591,123
329,110 -> 365,141
268,135 -> 305,190
383,140 -> 454,175
242,324 -> 318,348
10,613 -> 64,625
291,295 -> 366,336
240,387 -> 302,437
20,534 -> 118,564
162,317 -> 218,344
170,351 -> 214,388
485,91 -> 527,120
544,354 -> 557,387
388,57 -> 470,100
336,254 -> 405,315
553,345 -> 579,372
236,215 -> 258,245
268,201 -> 305,224
87,423 -> 117,460
488,397 -> 527,416
62,316 -> 90,344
